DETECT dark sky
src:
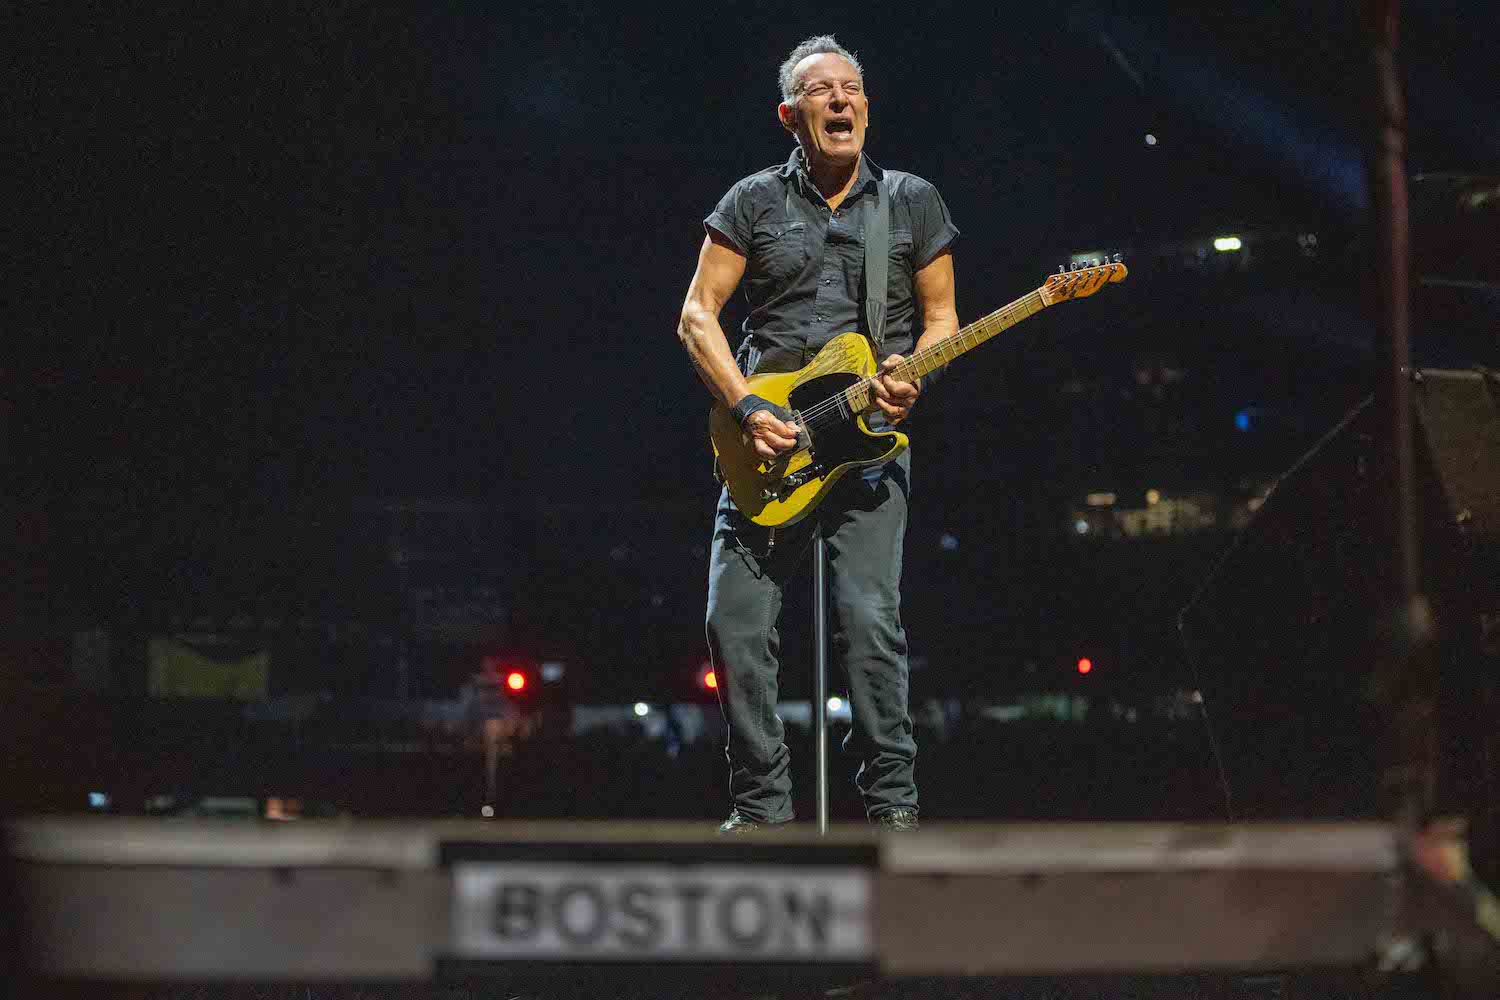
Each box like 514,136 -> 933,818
11,3 -> 1498,622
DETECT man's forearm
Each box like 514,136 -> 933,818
912,316 -> 960,389
678,307 -> 752,408
913,316 -> 959,355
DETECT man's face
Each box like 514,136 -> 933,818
780,53 -> 868,168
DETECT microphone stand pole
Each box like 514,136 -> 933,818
813,524 -> 831,835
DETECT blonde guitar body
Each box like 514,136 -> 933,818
710,332 -> 907,528
708,261 -> 1129,529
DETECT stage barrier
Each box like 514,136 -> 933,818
9,817 -> 1434,983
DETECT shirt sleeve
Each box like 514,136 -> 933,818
704,182 -> 752,256
909,180 -> 959,271
905,178 -> 959,395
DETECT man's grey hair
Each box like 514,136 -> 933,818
778,35 -> 864,104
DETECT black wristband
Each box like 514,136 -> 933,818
730,393 -> 776,427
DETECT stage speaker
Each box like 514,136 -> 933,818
1179,370 -> 1498,865
1413,368 -> 1500,547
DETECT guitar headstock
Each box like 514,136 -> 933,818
1039,256 -> 1128,307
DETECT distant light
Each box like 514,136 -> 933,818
88,792 -> 110,810
1077,658 -> 1093,675
505,670 -> 527,692
1146,489 -> 1161,505
540,661 -> 565,683
828,697 -> 844,712
701,667 -> 718,690
939,532 -> 960,551
1086,492 -> 1117,507
1144,133 -> 1157,146
1074,519 -> 1090,535
1213,236 -> 1242,252
480,804 -> 495,818
633,702 -> 650,717
265,797 -> 302,822
1235,409 -> 1252,432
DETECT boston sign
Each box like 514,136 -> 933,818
444,845 -> 874,964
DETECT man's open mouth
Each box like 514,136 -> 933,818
825,119 -> 854,135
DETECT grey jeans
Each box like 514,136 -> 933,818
704,449 -> 916,821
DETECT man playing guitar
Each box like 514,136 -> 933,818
676,34 -> 960,833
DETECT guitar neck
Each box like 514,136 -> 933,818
843,287 -> 1047,413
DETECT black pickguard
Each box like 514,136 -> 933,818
787,372 -> 897,469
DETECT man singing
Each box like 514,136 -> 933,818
677,35 -> 959,832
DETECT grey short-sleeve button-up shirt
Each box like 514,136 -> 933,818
705,147 -> 958,377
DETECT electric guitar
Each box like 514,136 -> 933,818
710,258 -> 1128,527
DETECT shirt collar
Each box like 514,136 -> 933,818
782,146 -> 882,199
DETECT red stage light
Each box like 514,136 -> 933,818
506,671 -> 527,692
702,668 -> 718,690
1077,658 -> 1093,675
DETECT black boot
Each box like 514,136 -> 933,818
717,809 -> 792,834
874,808 -> 919,832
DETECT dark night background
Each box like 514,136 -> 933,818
6,3 -> 1499,824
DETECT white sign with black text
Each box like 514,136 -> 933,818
450,862 -> 871,961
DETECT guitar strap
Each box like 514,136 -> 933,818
863,177 -> 889,352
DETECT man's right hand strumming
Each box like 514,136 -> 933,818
741,407 -> 801,460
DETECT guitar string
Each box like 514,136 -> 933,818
793,264 -> 1115,426
796,288 -> 1044,424
789,287 -> 1049,428
758,268 -> 1115,470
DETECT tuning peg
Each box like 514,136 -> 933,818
1112,253 -> 1122,263
1091,258 -> 1100,267
1057,264 -> 1065,273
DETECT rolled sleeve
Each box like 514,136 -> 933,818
704,184 -> 752,255
910,182 -> 959,270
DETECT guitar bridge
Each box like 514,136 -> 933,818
760,463 -> 826,503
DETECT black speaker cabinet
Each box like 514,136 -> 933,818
1179,370 -> 1498,868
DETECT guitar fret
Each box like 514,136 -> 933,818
860,287 -> 1052,401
